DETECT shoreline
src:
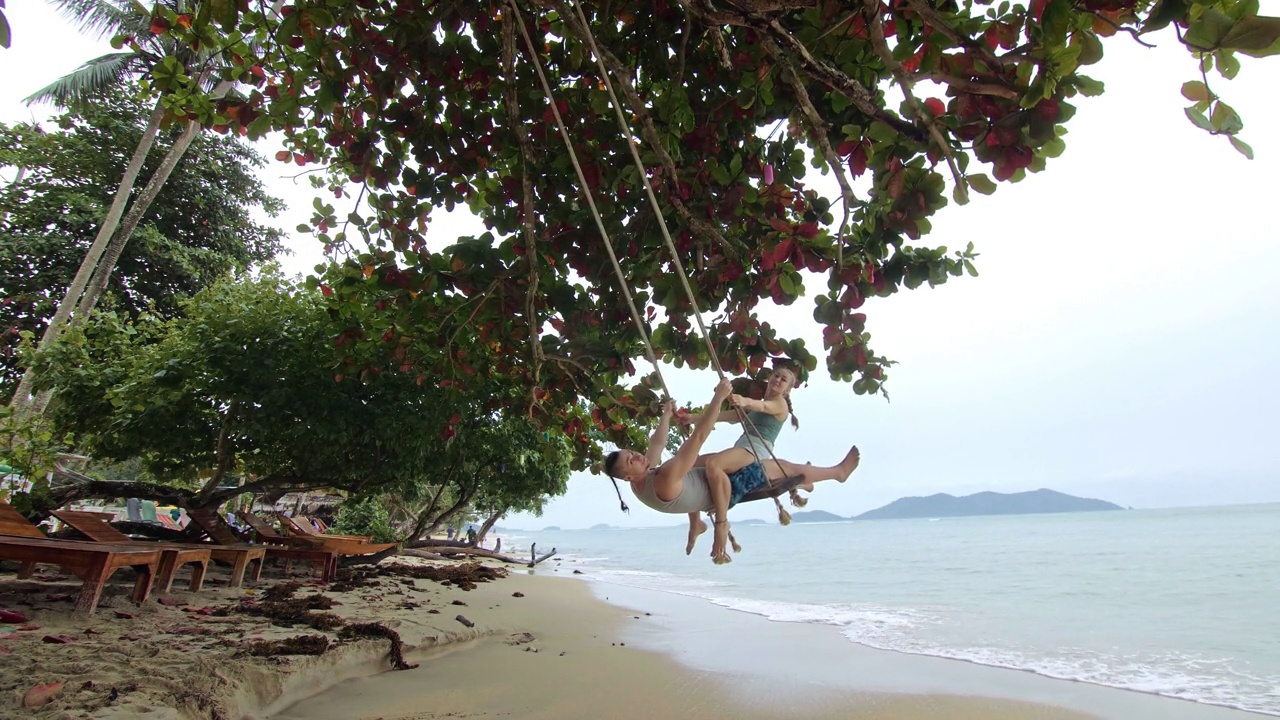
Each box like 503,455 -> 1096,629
275,566 -> 1096,720
577,572 -> 1271,720
3,555 -> 1271,719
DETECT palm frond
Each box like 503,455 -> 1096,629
24,52 -> 143,109
49,0 -> 150,40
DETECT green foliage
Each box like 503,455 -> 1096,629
0,405 -> 69,482
31,273 -> 574,520
0,85 -> 284,400
1161,0 -> 1279,155
56,0 -> 1276,464
331,496 -> 399,543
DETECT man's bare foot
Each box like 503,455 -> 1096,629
710,519 -> 732,564
837,446 -> 861,482
686,516 -> 707,555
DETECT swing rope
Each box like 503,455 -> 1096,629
507,0 -> 801,525
560,0 -> 804,515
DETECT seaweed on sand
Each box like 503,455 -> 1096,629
340,622 -> 418,670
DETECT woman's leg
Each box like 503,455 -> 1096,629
763,446 -> 860,491
703,448 -> 759,563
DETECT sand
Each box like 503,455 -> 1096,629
1,555 -> 1264,720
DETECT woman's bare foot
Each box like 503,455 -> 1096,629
711,520 -> 732,564
837,446 -> 861,482
686,516 -> 707,555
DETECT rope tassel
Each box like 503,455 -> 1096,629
788,488 -> 808,508
774,497 -> 792,526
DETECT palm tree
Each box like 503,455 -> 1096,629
10,0 -> 238,415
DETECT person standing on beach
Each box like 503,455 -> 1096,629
604,379 -> 860,563
675,364 -> 811,555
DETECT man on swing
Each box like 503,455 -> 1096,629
604,379 -> 861,564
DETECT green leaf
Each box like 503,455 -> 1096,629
1229,136 -> 1255,159
1219,15 -> 1280,51
1142,0 -> 1190,34
1180,80 -> 1210,102
963,259 -> 979,277
1210,101 -> 1243,134
952,183 -> 970,206
967,174 -> 997,195
1041,137 -> 1066,158
1215,51 -> 1241,78
1184,106 -> 1214,131
1074,75 -> 1105,96
1183,7 -> 1236,50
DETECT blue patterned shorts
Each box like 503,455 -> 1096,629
728,462 -> 769,508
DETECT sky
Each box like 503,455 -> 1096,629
3,3 -> 1278,529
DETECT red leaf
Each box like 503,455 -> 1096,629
113,611 -> 138,620
41,634 -> 76,644
23,681 -> 64,708
0,610 -> 29,624
773,239 -> 795,266
45,593 -> 73,603
1031,0 -> 1048,22
158,597 -> 188,607
17,624 -> 40,631
902,48 -> 926,73
849,145 -> 868,177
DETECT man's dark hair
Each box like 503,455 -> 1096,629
602,451 -> 629,513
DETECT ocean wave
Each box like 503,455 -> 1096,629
710,597 -> 1280,716
583,576 -> 1280,717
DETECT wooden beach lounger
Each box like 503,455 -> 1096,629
0,502 -> 162,615
51,510 -> 267,591
281,514 -> 372,542
186,508 -> 340,582
240,511 -> 397,556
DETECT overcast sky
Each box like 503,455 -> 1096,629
4,3 -> 1278,529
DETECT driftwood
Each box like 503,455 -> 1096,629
528,542 -> 557,568
406,545 -> 529,565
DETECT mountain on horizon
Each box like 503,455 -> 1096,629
855,488 -> 1123,521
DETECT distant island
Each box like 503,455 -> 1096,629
855,489 -> 1123,520
789,510 -> 848,523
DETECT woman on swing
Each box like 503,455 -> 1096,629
673,362 -> 821,555
603,378 -> 860,564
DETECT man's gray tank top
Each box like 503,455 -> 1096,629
632,467 -> 713,514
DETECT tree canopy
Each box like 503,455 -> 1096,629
0,86 -> 284,400
18,0 -> 1280,476
28,273 -> 573,524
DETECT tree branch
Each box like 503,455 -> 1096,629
865,1 -> 968,204
763,36 -> 858,267
502,9 -> 545,394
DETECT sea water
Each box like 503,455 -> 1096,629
510,504 -> 1280,716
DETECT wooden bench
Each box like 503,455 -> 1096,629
53,510 -> 269,592
186,509 -> 340,582
1,501 -> 165,614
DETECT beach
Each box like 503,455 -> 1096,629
4,549 -> 1269,719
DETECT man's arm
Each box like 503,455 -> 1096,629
644,399 -> 675,466
655,380 -> 732,491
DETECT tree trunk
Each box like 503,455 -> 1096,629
26,82 -> 235,416
73,116 -> 204,321
473,506 -> 507,547
9,99 -> 166,413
